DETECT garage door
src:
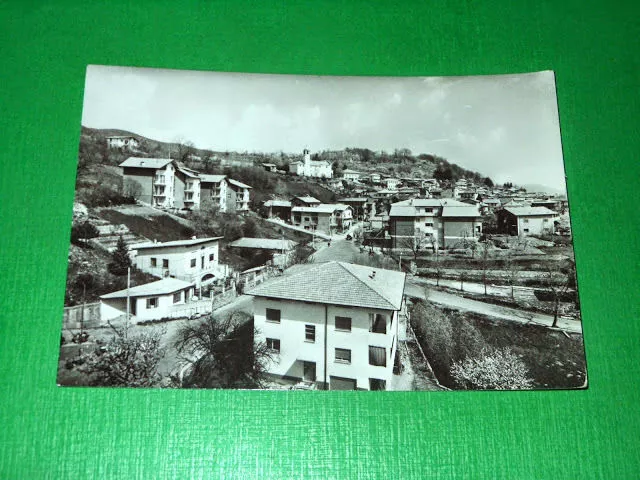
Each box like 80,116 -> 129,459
329,376 -> 357,390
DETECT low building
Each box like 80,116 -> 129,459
130,236 -> 226,287
384,177 -> 401,190
248,261 -> 406,390
262,163 -> 277,173
228,237 -> 298,268
106,135 -> 140,151
100,278 -> 194,322
263,199 -> 292,221
337,197 -> 368,221
342,169 -> 361,182
496,206 -> 557,236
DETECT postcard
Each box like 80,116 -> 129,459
58,66 -> 586,391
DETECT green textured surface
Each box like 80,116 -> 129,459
1,1 -> 639,478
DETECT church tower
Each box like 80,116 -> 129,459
303,148 -> 311,176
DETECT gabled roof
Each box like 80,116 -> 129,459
504,206 -> 557,217
119,157 -> 173,169
228,237 -> 297,250
292,204 -> 341,214
338,197 -> 368,203
389,205 -> 419,217
294,196 -> 321,203
100,278 -> 193,300
264,199 -> 292,207
199,174 -> 227,183
342,169 -> 360,174
176,165 -> 200,179
247,261 -> 406,311
132,236 -> 223,250
228,178 -> 252,189
393,198 -> 469,208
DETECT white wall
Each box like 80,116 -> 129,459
254,297 -> 397,390
134,241 -> 220,283
517,215 -> 555,235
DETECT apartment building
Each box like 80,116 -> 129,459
248,261 -> 407,390
199,174 -> 228,211
119,157 -> 177,208
227,178 -> 252,212
291,204 -> 353,234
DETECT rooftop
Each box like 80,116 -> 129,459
264,199 -> 292,207
119,157 -> 173,169
199,174 -> 227,183
100,278 -> 193,300
131,236 -> 223,250
505,206 -> 558,217
228,237 -> 298,250
441,205 -> 483,218
294,196 -> 321,203
247,261 -> 406,311
292,203 -> 349,214
228,178 -> 252,189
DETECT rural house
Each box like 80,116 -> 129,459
342,169 -> 361,182
291,195 -> 321,208
130,236 -> 226,288
248,261 -> 407,390
99,277 -> 194,322
497,206 -> 557,236
228,237 -> 298,267
263,199 -> 293,221
338,197 -> 368,221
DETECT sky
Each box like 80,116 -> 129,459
82,65 -> 568,192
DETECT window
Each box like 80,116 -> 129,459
369,378 -> 386,391
335,316 -> 352,331
146,297 -> 158,309
190,258 -> 197,268
425,208 -> 433,213
173,292 -> 181,304
335,348 -> 352,364
523,228 -> 529,233
266,338 -> 280,352
523,219 -> 529,223
150,258 -> 157,267
305,324 -> 315,342
369,313 -> 387,334
266,308 -> 281,323
543,218 -> 549,223
209,253 -> 215,261
369,346 -> 387,367
162,259 -> 169,268
425,222 -> 433,227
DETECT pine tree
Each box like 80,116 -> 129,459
109,235 -> 131,276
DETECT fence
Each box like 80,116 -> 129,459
63,303 -> 101,330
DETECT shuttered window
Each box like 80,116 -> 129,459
369,313 -> 387,334
369,346 -> 386,367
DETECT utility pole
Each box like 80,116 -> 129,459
125,267 -> 130,340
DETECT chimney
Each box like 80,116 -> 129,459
192,235 -> 197,240
153,239 -> 157,244
369,271 -> 376,279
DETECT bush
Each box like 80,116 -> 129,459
451,348 -> 534,390
85,185 -> 136,208
70,221 -> 99,245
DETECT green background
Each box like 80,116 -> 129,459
1,1 -> 638,478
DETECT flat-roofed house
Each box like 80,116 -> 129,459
497,206 -> 557,236
389,198 -> 483,249
100,278 -> 194,322
248,261 -> 407,390
130,236 -> 226,287
119,157 -> 177,208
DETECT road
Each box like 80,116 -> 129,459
411,276 -> 538,301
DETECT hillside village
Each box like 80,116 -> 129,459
59,128 -> 584,391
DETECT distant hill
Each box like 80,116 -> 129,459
521,183 -> 566,196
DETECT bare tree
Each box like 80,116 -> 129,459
505,253 -> 520,300
123,178 -> 143,200
543,259 -> 576,328
479,241 -> 491,296
174,311 -> 274,389
173,138 -> 197,166
399,229 -> 429,261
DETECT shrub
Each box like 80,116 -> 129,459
451,348 -> 534,390
70,221 -> 99,245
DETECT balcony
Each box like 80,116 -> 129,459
153,190 -> 166,197
154,177 -> 166,185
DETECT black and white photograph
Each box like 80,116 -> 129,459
57,66 -> 586,391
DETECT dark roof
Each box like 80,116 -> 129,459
247,261 -> 406,310
100,278 -> 193,299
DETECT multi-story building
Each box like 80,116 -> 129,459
227,179 -> 252,212
248,261 -> 407,390
291,204 -> 353,234
342,169 -> 361,182
175,165 -> 201,210
130,236 -> 226,288
389,198 -> 483,249
496,206 -> 557,236
119,157 -> 177,208
199,174 -> 228,212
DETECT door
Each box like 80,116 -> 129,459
329,376 -> 357,390
303,361 -> 316,382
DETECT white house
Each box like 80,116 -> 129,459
106,136 -> 140,150
289,149 -> 333,178
384,177 -> 401,190
342,169 -> 361,182
497,206 -> 557,236
99,278 -> 195,322
248,261 -> 406,390
130,236 -> 226,288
